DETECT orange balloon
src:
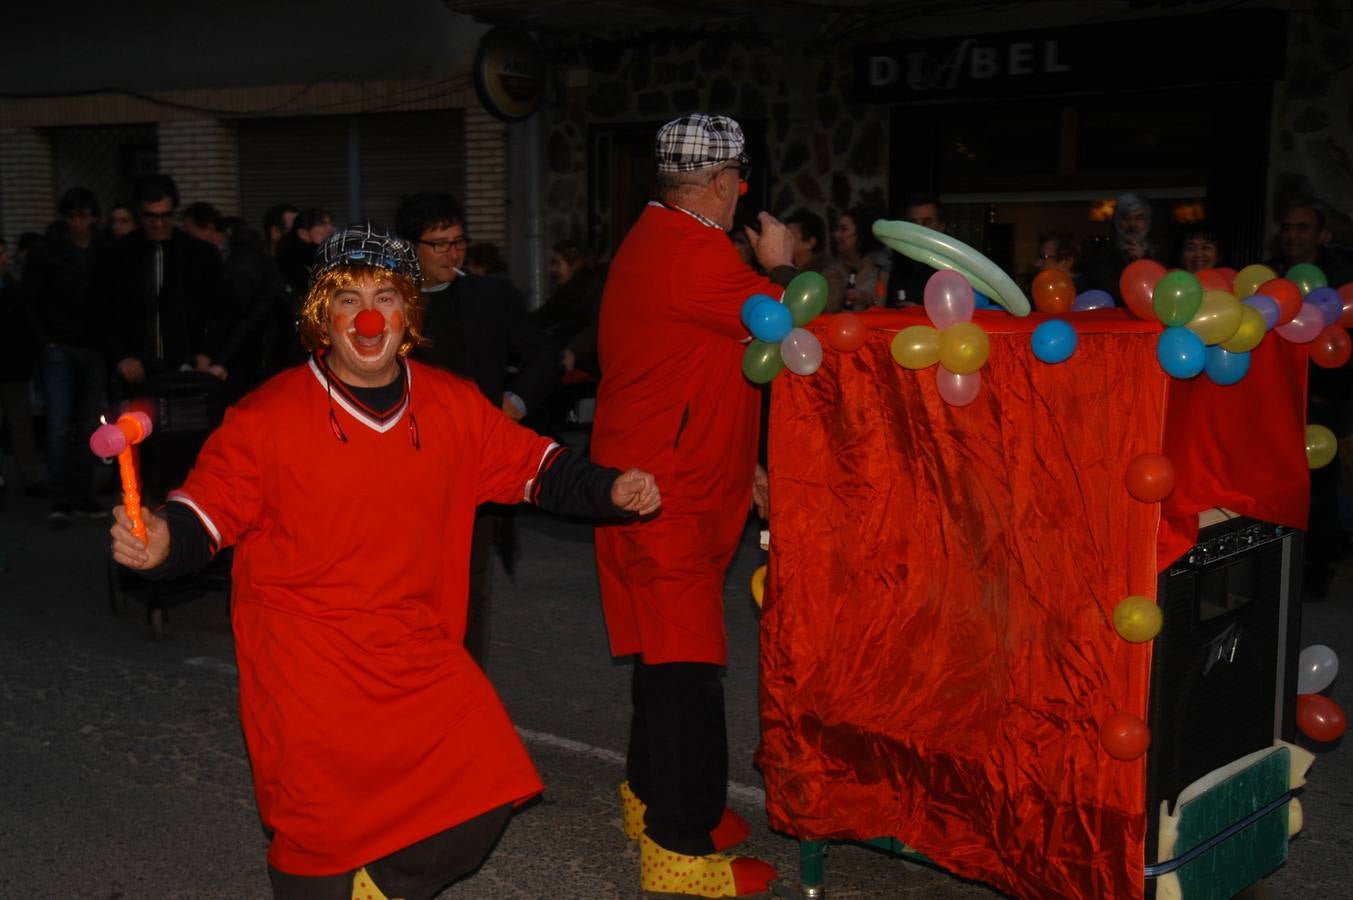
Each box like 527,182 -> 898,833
1119,259 -> 1167,321
1125,453 -> 1174,502
1194,268 -> 1233,292
1296,694 -> 1347,743
1100,711 -> 1150,760
1033,269 -> 1076,314
826,312 -> 867,352
1257,277 -> 1303,325
1311,325 -> 1352,369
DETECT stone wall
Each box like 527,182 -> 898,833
158,120 -> 240,215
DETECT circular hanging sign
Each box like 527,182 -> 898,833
473,28 -> 545,122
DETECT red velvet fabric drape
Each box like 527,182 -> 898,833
758,308 -> 1310,899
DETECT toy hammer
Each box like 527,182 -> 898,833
90,411 -> 154,544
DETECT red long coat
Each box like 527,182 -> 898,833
592,204 -> 782,665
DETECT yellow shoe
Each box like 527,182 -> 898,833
621,780 -> 646,840
621,781 -> 751,849
351,866 -> 397,900
639,834 -> 776,897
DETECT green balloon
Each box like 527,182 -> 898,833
782,271 -> 828,326
742,339 -> 784,384
1286,262 -> 1328,296
1152,269 -> 1203,327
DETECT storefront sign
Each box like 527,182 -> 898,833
857,10 -> 1285,103
473,27 -> 544,122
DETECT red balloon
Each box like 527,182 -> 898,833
1311,325 -> 1352,369
1101,711 -> 1151,760
826,312 -> 867,353
1257,278 -> 1303,325
1194,268 -> 1233,292
1033,269 -> 1076,314
1120,259 -> 1167,321
1296,693 -> 1347,743
1338,283 -> 1353,328
1125,453 -> 1175,502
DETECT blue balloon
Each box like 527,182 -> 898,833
741,293 -> 777,331
1204,346 -> 1250,385
974,289 -> 994,309
1031,319 -> 1078,364
747,298 -> 793,343
1305,286 -> 1344,327
1157,326 -> 1206,378
1241,294 -> 1280,330
1073,289 -> 1114,311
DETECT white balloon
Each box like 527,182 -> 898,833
1297,643 -> 1339,695
780,328 -> 823,376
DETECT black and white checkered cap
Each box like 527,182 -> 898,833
654,113 -> 749,173
311,224 -> 421,286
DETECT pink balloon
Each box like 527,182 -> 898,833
780,327 -> 823,375
936,367 -> 981,406
924,270 -> 976,330
1275,301 -> 1324,344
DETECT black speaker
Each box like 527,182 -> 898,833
1144,514 -> 1303,865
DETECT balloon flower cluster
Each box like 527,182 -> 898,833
889,270 -> 991,406
740,271 -> 831,383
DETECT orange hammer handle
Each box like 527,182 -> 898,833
117,445 -> 146,544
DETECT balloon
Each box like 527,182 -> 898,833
780,328 -> 824,375
1339,283 -> 1353,328
1285,262 -> 1328,296
1157,327 -> 1206,379
1152,269 -> 1204,327
1241,294 -> 1281,330
741,294 -> 776,330
1119,259 -> 1168,321
1257,278 -> 1303,325
1305,286 -> 1344,327
742,339 -> 784,384
1194,268 -> 1233,292
782,271 -> 829,327
936,367 -> 981,406
1274,301 -> 1324,344
1113,595 -> 1163,643
1032,269 -> 1076,314
1306,424 -> 1337,469
937,322 -> 990,375
751,564 -> 767,608
1296,644 -> 1340,695
1296,693 -> 1347,743
1185,290 -> 1243,345
872,219 -> 1032,316
1073,289 -> 1114,311
1125,452 -> 1175,502
973,289 -> 995,309
1219,304 -> 1266,353
923,269 -> 976,329
1234,263 -> 1278,301
891,325 -> 940,369
1311,325 -> 1352,369
826,313 -> 867,352
1203,346 -> 1250,385
1031,319 -> 1078,364
1100,711 -> 1150,760
747,299 -> 793,343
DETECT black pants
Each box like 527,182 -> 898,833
626,660 -> 728,856
268,803 -> 512,900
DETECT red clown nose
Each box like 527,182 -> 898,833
354,309 -> 385,337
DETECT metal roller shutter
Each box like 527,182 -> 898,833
357,110 -> 466,229
238,116 -> 349,231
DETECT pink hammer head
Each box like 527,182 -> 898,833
89,411 -> 154,458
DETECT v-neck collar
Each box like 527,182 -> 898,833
308,353 -> 411,434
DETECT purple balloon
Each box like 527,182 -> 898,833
924,270 -> 975,330
1241,294 -> 1280,330
1275,301 -> 1324,344
1072,289 -> 1114,311
1306,287 -> 1344,327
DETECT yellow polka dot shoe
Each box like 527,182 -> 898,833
351,866 -> 395,900
620,781 -> 751,850
639,834 -> 776,897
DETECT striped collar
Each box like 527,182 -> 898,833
308,353 -> 411,434
649,199 -> 720,230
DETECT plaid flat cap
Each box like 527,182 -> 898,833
655,113 -> 749,172
311,224 -> 421,285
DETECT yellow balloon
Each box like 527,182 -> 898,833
1113,595 -> 1163,643
891,325 -> 940,369
1307,424 -> 1337,469
1233,263 -> 1277,300
751,564 -> 767,608
1219,303 -> 1266,353
1185,290 -> 1242,345
936,322 -> 990,375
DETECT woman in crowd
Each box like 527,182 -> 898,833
831,206 -> 888,310
1176,222 -> 1223,273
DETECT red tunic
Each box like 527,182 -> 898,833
168,358 -> 554,875
591,204 -> 781,665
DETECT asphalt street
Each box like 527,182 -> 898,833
0,461 -> 1349,899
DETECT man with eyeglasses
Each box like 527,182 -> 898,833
591,112 -> 796,897
394,192 -> 558,669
